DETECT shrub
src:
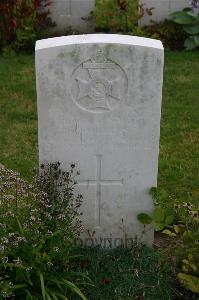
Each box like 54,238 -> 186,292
0,163 -> 89,299
170,0 -> 199,50
137,188 -> 199,295
0,0 -> 53,52
94,0 -> 139,33
144,20 -> 188,50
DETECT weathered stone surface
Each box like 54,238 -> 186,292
35,34 -> 164,247
48,0 -> 95,33
139,0 -> 191,26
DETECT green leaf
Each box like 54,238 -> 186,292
194,35 -> 199,46
16,216 -> 25,236
25,289 -> 34,300
183,24 -> 199,34
137,213 -> 153,225
49,293 -> 58,300
162,229 -> 176,237
66,271 -> 93,283
174,225 -> 183,234
39,272 -> 46,300
62,279 -> 87,300
187,10 -> 199,17
149,187 -> 157,200
183,230 -> 194,243
54,293 -> 69,300
170,11 -> 187,18
45,291 -> 52,300
170,11 -> 195,24
12,284 -> 28,289
177,273 -> 199,293
154,207 -> 165,223
154,223 -> 165,231
190,263 -> 198,272
165,214 -> 174,226
184,36 -> 197,50
182,259 -> 189,265
182,265 -> 189,273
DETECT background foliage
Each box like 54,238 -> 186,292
0,0 -> 53,52
94,0 -> 139,33
171,1 -> 199,50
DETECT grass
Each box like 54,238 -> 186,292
0,51 -> 198,203
158,51 -> 199,206
0,54 -> 37,178
71,245 -> 175,300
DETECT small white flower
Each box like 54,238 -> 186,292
0,244 -> 5,253
2,256 -> 8,264
47,261 -> 53,267
53,246 -> 59,252
13,257 -> 22,266
8,233 -> 15,238
1,237 -> 9,244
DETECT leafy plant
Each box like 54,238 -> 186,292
170,0 -> 199,50
137,188 -> 199,295
94,0 -> 139,33
0,163 -> 90,299
0,0 -> 53,52
144,19 -> 187,50
177,273 -> 199,294
137,206 -> 174,231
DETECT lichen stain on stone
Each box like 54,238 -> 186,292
58,52 -> 65,59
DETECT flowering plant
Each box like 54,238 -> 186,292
0,0 -> 53,52
0,163 -> 89,299
170,0 -> 199,50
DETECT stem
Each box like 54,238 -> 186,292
15,174 -> 18,213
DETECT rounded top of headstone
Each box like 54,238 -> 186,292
35,34 -> 163,51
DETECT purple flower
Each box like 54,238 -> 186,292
190,0 -> 199,14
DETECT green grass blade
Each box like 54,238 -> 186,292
62,279 -> 87,300
13,284 -> 28,289
54,293 -> 69,300
49,278 -> 64,291
45,290 -> 52,300
16,215 -> 25,235
65,272 -> 93,283
48,292 -> 59,300
25,289 -> 33,300
39,272 -> 46,300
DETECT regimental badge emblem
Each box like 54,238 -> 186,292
71,49 -> 128,113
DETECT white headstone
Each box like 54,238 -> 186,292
139,0 -> 191,26
35,34 -> 164,247
49,0 -> 95,33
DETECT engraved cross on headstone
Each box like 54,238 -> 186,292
78,155 -> 124,227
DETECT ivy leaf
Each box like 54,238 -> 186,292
154,207 -> 165,223
137,213 -> 153,225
